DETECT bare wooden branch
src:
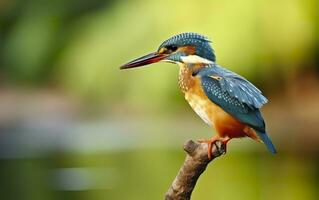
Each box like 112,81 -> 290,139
165,140 -> 226,200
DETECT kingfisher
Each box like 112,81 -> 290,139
120,32 -> 276,159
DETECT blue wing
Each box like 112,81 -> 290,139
197,65 -> 276,153
197,65 -> 267,132
198,65 -> 268,109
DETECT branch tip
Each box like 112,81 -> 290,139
183,140 -> 199,155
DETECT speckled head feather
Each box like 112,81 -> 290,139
158,32 -> 216,62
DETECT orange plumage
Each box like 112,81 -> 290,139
179,64 -> 260,144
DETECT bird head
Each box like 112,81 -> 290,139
120,32 -> 215,70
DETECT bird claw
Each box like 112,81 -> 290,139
197,137 -> 230,160
197,137 -> 219,160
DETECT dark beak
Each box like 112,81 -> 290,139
120,52 -> 168,70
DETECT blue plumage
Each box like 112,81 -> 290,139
198,64 -> 276,154
198,65 -> 268,109
255,130 -> 277,154
159,32 -> 216,62
200,74 -> 265,131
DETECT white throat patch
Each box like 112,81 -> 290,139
181,55 -> 214,64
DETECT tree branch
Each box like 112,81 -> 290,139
165,140 -> 226,200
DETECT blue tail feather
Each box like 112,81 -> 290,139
255,130 -> 277,154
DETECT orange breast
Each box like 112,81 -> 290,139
183,74 -> 254,139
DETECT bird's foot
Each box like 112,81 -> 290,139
197,137 -> 230,160
221,138 -> 230,154
197,136 -> 220,160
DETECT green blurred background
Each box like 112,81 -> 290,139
1,0 -> 319,199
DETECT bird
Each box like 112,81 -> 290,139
120,32 -> 276,159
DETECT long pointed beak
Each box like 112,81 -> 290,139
120,52 -> 168,70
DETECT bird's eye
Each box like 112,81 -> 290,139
166,45 -> 178,53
